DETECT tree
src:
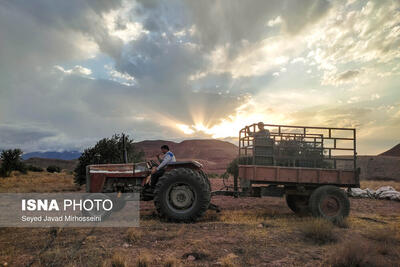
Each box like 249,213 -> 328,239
47,165 -> 61,173
0,149 -> 26,177
225,157 -> 239,178
225,156 -> 252,178
74,134 -> 145,185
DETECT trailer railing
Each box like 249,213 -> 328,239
239,123 -> 357,171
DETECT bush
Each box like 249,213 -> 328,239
0,149 -> 26,177
327,238 -> 395,267
74,133 -> 145,185
47,165 -> 61,173
299,218 -> 337,245
26,165 -> 44,172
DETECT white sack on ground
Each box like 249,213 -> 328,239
349,186 -> 400,201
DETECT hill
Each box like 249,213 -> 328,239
135,139 -> 238,174
22,151 -> 81,160
379,143 -> 400,157
357,156 -> 400,181
23,157 -> 78,171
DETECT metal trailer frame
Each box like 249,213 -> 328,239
231,123 -> 359,196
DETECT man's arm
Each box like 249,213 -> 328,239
156,154 -> 162,164
157,153 -> 172,170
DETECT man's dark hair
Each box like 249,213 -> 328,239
161,145 -> 169,150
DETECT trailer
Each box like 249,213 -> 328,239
86,123 -> 359,222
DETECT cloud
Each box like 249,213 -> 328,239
322,69 -> 362,86
0,124 -> 56,151
304,0 -> 400,80
338,70 -> 360,81
0,0 -> 399,155
267,16 -> 283,27
54,65 -> 92,76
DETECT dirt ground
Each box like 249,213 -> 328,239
0,174 -> 399,266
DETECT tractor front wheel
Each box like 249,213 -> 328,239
154,168 -> 211,222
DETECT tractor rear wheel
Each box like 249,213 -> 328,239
309,185 -> 350,222
154,168 -> 211,222
198,170 -> 211,192
285,194 -> 310,215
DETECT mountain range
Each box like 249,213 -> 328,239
22,151 -> 81,160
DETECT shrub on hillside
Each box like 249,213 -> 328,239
47,165 -> 61,173
0,149 -> 26,177
74,134 -> 145,185
26,165 -> 44,172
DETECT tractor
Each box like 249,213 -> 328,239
86,122 -> 360,222
86,160 -> 211,222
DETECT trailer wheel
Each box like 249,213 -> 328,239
154,168 -> 210,222
285,194 -> 310,215
309,185 -> 350,221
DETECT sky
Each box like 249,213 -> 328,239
0,0 -> 399,155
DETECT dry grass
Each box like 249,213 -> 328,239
360,180 -> 400,191
0,177 -> 398,266
299,218 -> 337,245
328,225 -> 400,266
217,253 -> 239,267
110,251 -> 126,267
163,256 -> 181,267
136,252 -> 152,267
0,171 -> 78,193
328,240 -> 378,267
219,209 -> 281,225
38,248 -> 66,267
364,226 -> 399,244
126,228 -> 143,243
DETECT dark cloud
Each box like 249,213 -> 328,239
0,0 -> 123,72
0,124 -> 56,150
134,0 -> 331,56
281,0 -> 331,34
337,70 -> 361,81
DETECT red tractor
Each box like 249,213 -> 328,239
86,160 -> 211,222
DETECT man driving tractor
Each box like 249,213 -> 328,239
150,145 -> 176,188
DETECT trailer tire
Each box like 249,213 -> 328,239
309,185 -> 350,221
154,168 -> 210,222
285,194 -> 310,215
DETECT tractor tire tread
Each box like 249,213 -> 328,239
154,168 -> 210,222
